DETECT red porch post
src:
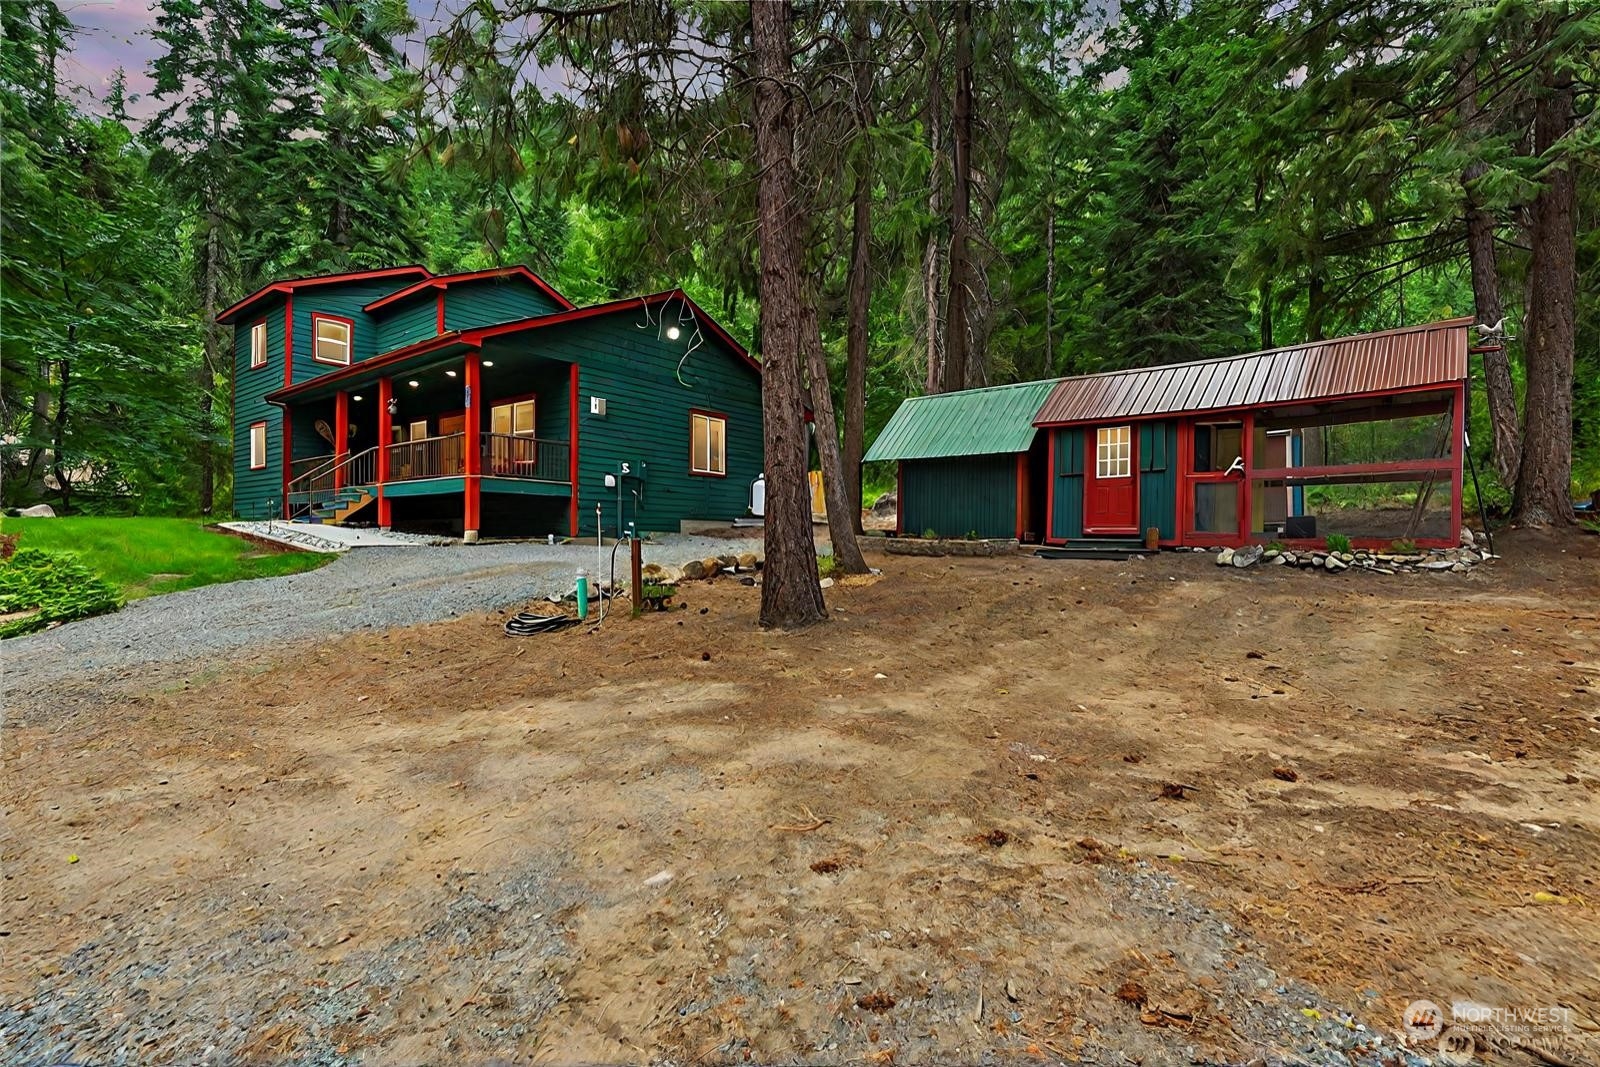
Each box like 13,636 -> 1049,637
568,361 -> 580,538
376,376 -> 393,529
333,389 -> 350,489
1450,382 -> 1465,545
463,351 -> 482,542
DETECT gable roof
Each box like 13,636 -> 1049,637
265,288 -> 757,403
362,266 -> 574,314
217,266 -> 432,325
863,379 -> 1060,463
1034,318 -> 1471,426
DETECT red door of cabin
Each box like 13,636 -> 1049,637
1084,425 -> 1138,534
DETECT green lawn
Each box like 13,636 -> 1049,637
0,516 -> 335,600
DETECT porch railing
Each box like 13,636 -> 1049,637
481,433 -> 569,483
285,445 -> 379,520
385,432 -> 467,482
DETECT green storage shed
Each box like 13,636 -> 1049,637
864,380 -> 1060,541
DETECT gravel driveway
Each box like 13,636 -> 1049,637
4,536 -> 762,713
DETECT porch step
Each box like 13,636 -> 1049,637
312,489 -> 376,526
1035,538 -> 1145,561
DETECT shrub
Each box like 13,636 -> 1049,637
1325,533 -> 1352,554
816,552 -> 840,580
0,547 -> 124,638
922,528 -> 937,540
1266,540 -> 1285,553
1389,538 -> 1418,554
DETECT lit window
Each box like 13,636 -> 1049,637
690,412 -> 726,476
1096,425 -> 1131,479
249,321 -> 267,368
312,314 -> 351,365
249,422 -> 268,469
491,400 -> 536,436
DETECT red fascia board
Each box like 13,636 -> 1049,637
1031,381 -> 1464,429
218,265 -> 432,324
362,266 -> 575,313
464,289 -> 760,376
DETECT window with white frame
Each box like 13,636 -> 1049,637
312,314 -> 352,365
249,321 -> 267,368
249,422 -> 268,469
690,411 -> 726,476
1096,425 -> 1131,479
491,399 -> 535,436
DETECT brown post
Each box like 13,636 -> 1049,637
631,537 -> 643,617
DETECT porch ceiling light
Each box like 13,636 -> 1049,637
666,325 -> 681,341
446,369 -> 458,377
353,394 -> 364,401
482,360 -> 494,367
408,380 -> 419,388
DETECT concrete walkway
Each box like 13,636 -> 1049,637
219,520 -> 453,552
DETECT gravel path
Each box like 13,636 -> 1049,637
3,536 -> 767,712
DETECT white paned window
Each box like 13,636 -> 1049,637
249,422 -> 268,469
1096,425 -> 1131,479
491,400 -> 536,436
312,314 -> 352,365
249,321 -> 267,368
690,412 -> 726,476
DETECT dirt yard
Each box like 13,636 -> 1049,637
4,530 -> 1598,1066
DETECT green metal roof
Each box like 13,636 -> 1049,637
863,379 -> 1060,462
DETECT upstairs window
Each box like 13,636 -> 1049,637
690,411 -> 726,476
249,422 -> 268,469
312,313 -> 352,365
249,321 -> 267,368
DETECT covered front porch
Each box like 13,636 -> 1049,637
279,340 -> 578,540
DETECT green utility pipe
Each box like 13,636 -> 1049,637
576,568 -> 589,619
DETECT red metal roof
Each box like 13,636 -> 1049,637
1034,318 -> 1472,426
361,266 -> 574,313
216,266 -> 432,324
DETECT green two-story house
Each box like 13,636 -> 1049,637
221,266 -> 763,540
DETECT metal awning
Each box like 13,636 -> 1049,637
864,379 -> 1060,462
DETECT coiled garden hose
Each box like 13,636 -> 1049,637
503,611 -> 580,637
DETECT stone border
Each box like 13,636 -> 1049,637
883,537 -> 1020,558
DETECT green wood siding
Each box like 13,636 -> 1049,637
901,453 -> 1017,540
232,297 -> 286,519
1137,421 -> 1179,541
482,316 -> 760,536
291,280 -> 402,381
376,296 -> 439,353
1050,428 -> 1085,540
444,278 -> 563,331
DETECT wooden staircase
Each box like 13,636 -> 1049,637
301,486 -> 375,526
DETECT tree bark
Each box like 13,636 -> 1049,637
803,302 -> 870,574
1512,61 -> 1576,527
751,0 -> 827,628
842,2 -> 872,532
1458,54 -> 1520,488
941,0 -> 973,394
922,14 -> 945,395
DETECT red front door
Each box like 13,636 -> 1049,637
1084,424 -> 1138,534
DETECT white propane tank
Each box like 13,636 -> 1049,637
750,473 -> 766,517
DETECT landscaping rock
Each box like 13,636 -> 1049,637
1216,548 -> 1235,566
681,559 -> 706,581
883,537 -> 1018,558
17,504 -> 56,518
737,553 -> 759,572
1461,527 -> 1475,546
1232,545 -> 1264,568
819,577 -> 835,589
870,491 -> 897,515
1324,555 -> 1348,571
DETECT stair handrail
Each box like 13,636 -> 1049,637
286,445 -> 380,521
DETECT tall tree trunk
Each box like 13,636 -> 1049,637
803,303 -> 869,574
51,356 -> 70,515
200,207 -> 221,516
1255,174 -> 1273,350
842,2 -> 872,532
922,18 -> 945,395
1458,54 -> 1520,488
751,0 -> 827,629
941,0 -> 973,394
1512,62 -> 1576,527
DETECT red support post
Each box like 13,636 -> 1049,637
568,361 -> 580,538
1450,382 -> 1465,545
463,351 -> 482,542
333,390 -> 350,490
376,376 -> 393,529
